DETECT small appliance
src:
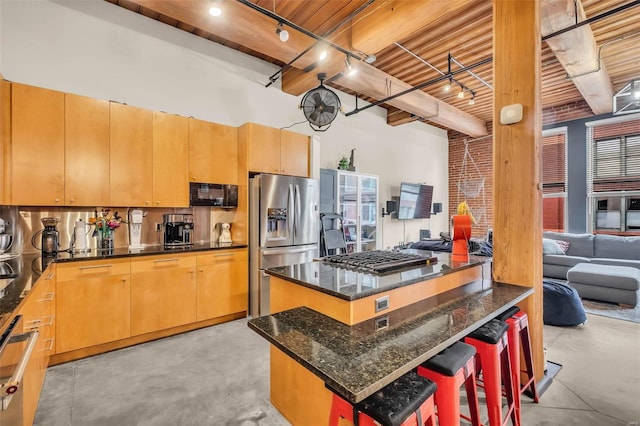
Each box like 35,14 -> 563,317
0,218 -> 13,260
31,217 -> 60,255
163,214 -> 194,247
189,183 -> 238,207
72,218 -> 90,252
129,209 -> 144,249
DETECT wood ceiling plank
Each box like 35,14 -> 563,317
387,109 -> 419,126
541,0 -> 613,114
334,61 -> 488,137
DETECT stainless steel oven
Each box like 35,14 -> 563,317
0,315 -> 39,425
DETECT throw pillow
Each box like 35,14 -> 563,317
555,240 -> 570,253
542,238 -> 566,255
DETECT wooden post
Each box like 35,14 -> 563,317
492,0 -> 544,380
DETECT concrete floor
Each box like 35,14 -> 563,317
35,313 -> 640,426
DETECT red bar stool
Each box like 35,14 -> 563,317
417,341 -> 482,426
497,306 -> 540,410
329,370 -> 437,426
465,319 -> 519,426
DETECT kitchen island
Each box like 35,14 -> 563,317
248,252 -> 532,425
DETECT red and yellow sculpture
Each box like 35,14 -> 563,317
452,201 -> 476,262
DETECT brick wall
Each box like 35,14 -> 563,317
448,100 -> 596,239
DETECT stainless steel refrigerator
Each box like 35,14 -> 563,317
249,174 -> 319,317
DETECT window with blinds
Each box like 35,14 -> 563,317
592,134 -> 640,192
542,132 -> 567,232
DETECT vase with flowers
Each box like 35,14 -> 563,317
89,209 -> 123,251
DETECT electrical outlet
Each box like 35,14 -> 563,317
156,223 -> 162,232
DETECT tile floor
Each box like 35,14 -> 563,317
35,313 -> 640,426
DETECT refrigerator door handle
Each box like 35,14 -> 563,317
262,247 -> 315,255
288,183 -> 295,238
295,184 -> 301,239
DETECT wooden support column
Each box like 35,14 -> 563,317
492,1 -> 544,381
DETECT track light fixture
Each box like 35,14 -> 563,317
443,79 -> 452,92
276,22 -> 289,42
319,49 -> 328,61
345,56 -> 357,76
468,96 -> 475,106
457,86 -> 465,99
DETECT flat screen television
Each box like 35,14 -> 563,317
397,182 -> 434,219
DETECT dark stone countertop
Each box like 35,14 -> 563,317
0,242 -> 248,331
265,251 -> 491,300
248,281 -> 533,403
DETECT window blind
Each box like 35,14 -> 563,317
542,133 -> 566,194
590,130 -> 640,193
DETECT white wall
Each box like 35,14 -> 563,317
0,0 -> 449,248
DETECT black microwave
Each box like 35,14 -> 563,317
189,183 -> 238,207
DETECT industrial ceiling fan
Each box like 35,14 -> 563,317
300,73 -> 341,132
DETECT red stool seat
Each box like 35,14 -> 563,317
329,370 -> 437,426
465,319 -> 519,426
417,341 -> 482,426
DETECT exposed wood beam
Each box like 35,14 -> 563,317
284,0 -> 473,96
128,0 -> 323,70
386,109 -> 419,126
350,0 -> 471,55
540,0 -> 613,114
335,61 -> 488,137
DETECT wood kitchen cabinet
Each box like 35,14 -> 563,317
280,129 -> 310,177
189,118 -> 238,184
55,259 -> 130,353
240,123 -> 309,177
109,102 -> 153,206
65,93 -> 110,206
153,111 -> 189,207
20,265 -> 56,426
130,254 -> 196,336
10,83 -> 65,205
196,249 -> 248,321
0,79 -> 10,204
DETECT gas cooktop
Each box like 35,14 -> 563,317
322,250 -> 437,274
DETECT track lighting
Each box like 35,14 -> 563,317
319,50 -> 328,61
443,79 -> 452,92
208,3 -> 222,16
457,88 -> 465,99
276,22 -> 289,42
468,96 -> 475,106
345,56 -> 357,76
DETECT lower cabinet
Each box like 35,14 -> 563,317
196,249 -> 248,321
55,259 -> 131,353
20,265 -> 56,426
130,254 -> 197,336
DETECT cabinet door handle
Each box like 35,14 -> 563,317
155,201 -> 160,205
24,319 -> 42,330
42,338 -> 55,352
39,293 -> 55,302
199,269 -> 204,273
153,258 -> 180,263
43,316 -> 54,326
213,253 -> 235,258
145,200 -> 150,205
78,264 -> 112,270
45,272 -> 55,280
69,198 -> 75,203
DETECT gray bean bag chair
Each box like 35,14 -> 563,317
543,280 -> 586,326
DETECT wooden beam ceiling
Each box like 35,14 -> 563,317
540,0 -> 613,114
127,0 -> 489,137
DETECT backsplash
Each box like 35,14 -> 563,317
0,205 -> 239,254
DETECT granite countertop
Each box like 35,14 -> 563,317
265,251 -> 491,300
0,242 -> 248,330
248,281 -> 532,403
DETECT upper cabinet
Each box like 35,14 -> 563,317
109,102 -> 154,207
153,112 -> 189,207
188,118 -> 237,184
65,94 -> 110,206
240,123 -> 309,177
11,83 -> 65,205
0,80 -> 10,204
280,129 -> 310,177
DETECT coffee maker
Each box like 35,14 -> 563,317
40,217 -> 60,255
163,214 -> 194,247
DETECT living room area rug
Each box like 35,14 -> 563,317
581,299 -> 640,324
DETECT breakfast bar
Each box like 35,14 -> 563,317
248,252 -> 533,425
